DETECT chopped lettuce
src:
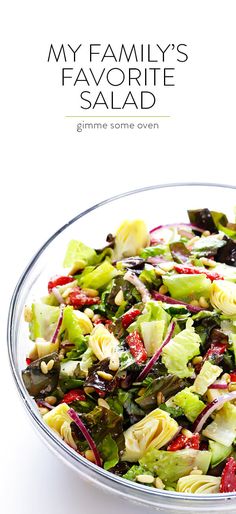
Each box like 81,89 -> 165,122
163,274 -> 211,302
63,239 -> 97,270
77,260 -> 118,290
128,300 -> 170,334
140,320 -> 165,356
139,449 -> 211,483
173,387 -> 205,422
208,440 -> 232,468
29,303 -> 60,341
203,402 -> 236,446
99,434 -> 119,470
61,306 -> 84,344
162,320 -> 201,378
191,361 -> 222,395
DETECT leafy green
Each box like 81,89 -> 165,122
140,320 -> 165,356
136,375 -> 185,411
211,211 -> 236,238
169,242 -> 190,263
22,352 -> 60,397
83,405 -> 125,451
99,434 -> 119,470
173,387 -> 205,422
123,465 -> 148,481
77,260 -> 118,290
127,301 -> 170,334
208,440 -> 232,468
159,403 -> 184,419
63,239 -> 97,268
140,449 -> 211,483
162,320 -> 201,378
29,303 -> 60,341
191,236 -> 226,257
191,361 -> 222,395
140,244 -> 170,259
187,208 -> 217,233
202,402 -> 236,446
139,268 -> 162,289
163,274 -> 211,302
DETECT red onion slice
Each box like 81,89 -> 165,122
52,287 -> 64,304
124,270 -> 151,303
209,382 -> 228,390
149,223 -> 205,235
51,303 -> 65,343
193,392 -> 236,433
68,408 -> 102,467
153,291 -> 204,313
136,321 -> 176,382
37,399 -> 54,410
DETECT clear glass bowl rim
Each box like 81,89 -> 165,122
7,182 -> 236,505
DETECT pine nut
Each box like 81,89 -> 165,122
154,477 -> 165,489
192,356 -> 203,365
200,257 -> 217,268
84,308 -> 94,319
97,371 -> 113,381
40,361 -> 48,374
138,387 -> 146,397
198,296 -> 209,309
38,407 -> 49,415
84,387 -> 95,394
59,349 -> 65,361
157,392 -> 165,405
159,285 -> 168,295
98,398 -> 110,409
159,262 -> 174,272
229,383 -> 236,392
190,300 -> 200,307
83,288 -> 99,297
85,450 -> 96,463
136,474 -> 154,484
92,314 -> 101,322
154,267 -> 166,276
44,396 -> 57,405
203,230 -> 211,237
47,359 -> 55,371
28,344 -> 38,361
222,373 -> 230,383
190,469 -> 203,475
24,306 -> 33,322
114,289 -> 124,306
109,352 -> 119,371
186,236 -> 200,248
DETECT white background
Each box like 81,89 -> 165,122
1,1 -> 236,512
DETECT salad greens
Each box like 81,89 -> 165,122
22,207 -> 236,495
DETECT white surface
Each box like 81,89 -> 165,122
1,0 -> 236,512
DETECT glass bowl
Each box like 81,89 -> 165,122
7,183 -> 236,513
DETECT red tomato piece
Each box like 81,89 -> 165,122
220,457 -> 236,493
168,433 -> 200,451
48,275 -> 74,293
174,264 -> 224,282
61,389 -> 86,404
67,287 -> 100,307
126,331 -> 147,364
121,309 -> 142,329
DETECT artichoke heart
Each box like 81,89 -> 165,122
177,474 -> 221,494
113,219 -> 150,260
210,280 -> 236,315
89,324 -> 118,361
121,408 -> 179,462
43,403 -> 77,449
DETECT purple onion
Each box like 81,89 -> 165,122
37,399 -> 54,410
136,321 -> 176,382
51,303 -> 65,343
153,291 -> 204,313
68,408 -> 102,467
124,270 -> 151,303
149,223 -> 205,235
209,382 -> 228,390
193,392 -> 236,433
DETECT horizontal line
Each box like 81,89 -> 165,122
65,115 -> 170,118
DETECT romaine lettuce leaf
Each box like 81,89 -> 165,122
29,303 -> 60,341
99,434 -> 119,470
63,239 -> 97,269
77,260 -> 118,290
162,320 -> 200,378
173,387 -> 205,422
140,449 -> 211,483
140,320 -> 165,356
191,361 -> 222,395
127,300 -> 170,334
163,274 -> 211,302
202,402 -> 236,446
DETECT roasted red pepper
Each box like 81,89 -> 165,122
48,275 -> 74,293
230,372 -> 236,383
168,433 -> 200,451
61,389 -> 86,404
66,287 -> 100,308
126,331 -> 147,364
26,358 -> 32,366
122,308 -> 141,329
220,457 -> 236,493
174,264 -> 223,282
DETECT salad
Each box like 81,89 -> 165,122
22,207 -> 236,494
